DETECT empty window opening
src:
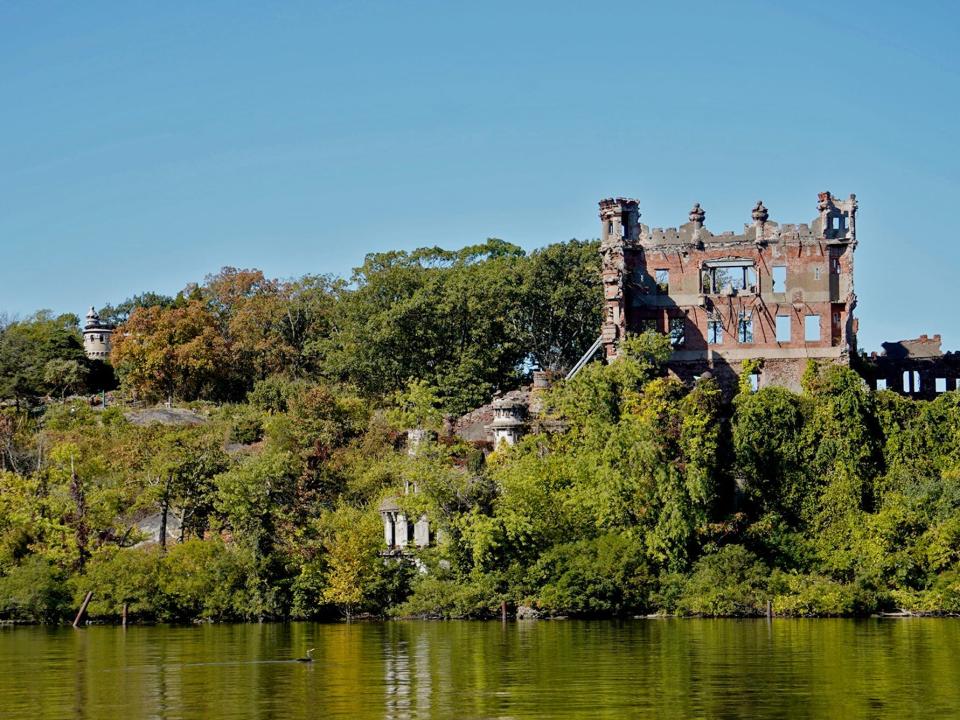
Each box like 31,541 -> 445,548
832,216 -> 841,231
831,257 -> 842,275
655,269 -> 670,293
876,378 -> 887,391
406,520 -> 415,545
772,266 -> 787,292
707,317 -> 723,344
639,318 -> 659,334
776,315 -> 791,342
738,312 -> 753,343
815,266 -> 821,281
805,315 -> 821,342
903,371 -> 921,393
748,372 -> 760,392
936,378 -> 947,393
669,318 -> 686,348
702,261 -> 756,294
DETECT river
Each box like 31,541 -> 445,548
0,619 -> 958,719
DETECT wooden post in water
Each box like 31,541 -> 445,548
73,591 -> 93,628
122,603 -> 128,628
766,599 -> 772,619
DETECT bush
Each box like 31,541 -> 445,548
676,545 -> 769,616
892,564 -> 960,614
228,405 -> 265,444
156,538 -> 250,622
248,375 -> 303,414
393,571 -> 501,619
76,546 -> 161,621
770,571 -> 856,616
0,556 -> 72,623
532,533 -> 654,617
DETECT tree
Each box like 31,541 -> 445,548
43,359 -> 88,402
111,301 -> 230,403
517,239 -> 602,372
0,311 -> 87,405
98,292 -> 175,326
321,505 -> 382,619
323,240 -> 528,415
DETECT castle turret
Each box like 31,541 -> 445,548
82,307 -> 114,361
599,198 -> 639,360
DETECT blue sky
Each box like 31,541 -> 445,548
2,1 -> 958,352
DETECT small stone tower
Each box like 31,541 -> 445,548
82,307 -> 114,361
489,396 -> 526,446
599,198 -> 640,360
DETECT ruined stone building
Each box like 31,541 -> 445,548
380,191 -> 958,553
598,193 -> 860,393
82,306 -> 114,361
862,335 -> 960,399
379,429 -> 433,555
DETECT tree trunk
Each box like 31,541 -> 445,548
73,591 -> 93,628
70,459 -> 88,571
159,476 -> 171,551
122,603 -> 128,628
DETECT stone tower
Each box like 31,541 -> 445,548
82,307 -> 114,361
598,197 -> 640,359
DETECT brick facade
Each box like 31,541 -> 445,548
599,193 -> 859,394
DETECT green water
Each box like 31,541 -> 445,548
0,619 -> 958,719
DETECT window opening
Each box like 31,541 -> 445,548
876,378 -> 887,391
805,315 -> 820,342
738,312 -> 753,343
772,266 -> 787,292
936,378 -> 947,393
639,318 -> 659,334
669,318 -> 685,348
748,372 -> 760,392
707,316 -> 723,344
815,266 -> 821,281
655,269 -> 669,294
702,262 -> 756,294
776,315 -> 791,342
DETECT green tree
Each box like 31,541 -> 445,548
517,239 -> 602,372
320,505 -> 383,619
43,359 -> 88,402
0,312 -> 87,405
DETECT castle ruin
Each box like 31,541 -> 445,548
598,193 -> 859,393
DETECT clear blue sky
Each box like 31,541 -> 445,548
2,1 -> 958,352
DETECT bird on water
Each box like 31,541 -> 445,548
296,648 -> 315,663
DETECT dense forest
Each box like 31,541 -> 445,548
1,238 -> 959,623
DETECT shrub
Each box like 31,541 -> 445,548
393,571 -> 501,619
0,556 -> 72,623
75,546 -> 161,621
770,571 -> 856,616
156,538 -> 249,622
676,545 -> 769,616
532,533 -> 654,617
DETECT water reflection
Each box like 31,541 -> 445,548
1,619 -> 959,719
